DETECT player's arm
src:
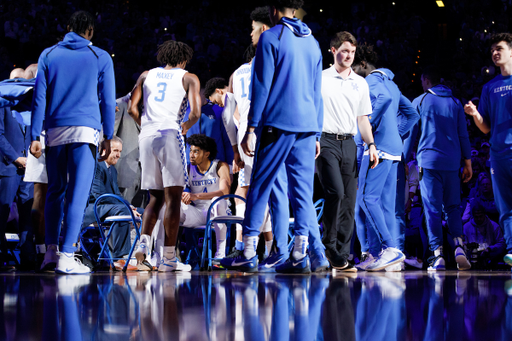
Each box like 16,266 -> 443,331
128,71 -> 148,126
30,56 -> 48,159
228,72 -> 234,93
357,115 -> 378,169
190,162 -> 231,201
397,94 -> 420,136
464,100 -> 490,134
181,72 -> 201,135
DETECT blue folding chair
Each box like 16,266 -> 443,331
288,198 -> 325,252
199,194 -> 246,270
92,194 -> 142,272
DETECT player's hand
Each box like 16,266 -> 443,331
181,192 -> 191,205
464,101 -> 478,117
14,157 -> 27,168
241,132 -> 254,157
30,141 -> 43,159
462,160 -> 472,183
315,141 -> 321,159
181,121 -> 192,136
232,150 -> 244,173
369,144 -> 379,169
131,207 -> 142,218
98,139 -> 111,162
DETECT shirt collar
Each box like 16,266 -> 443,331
326,65 -> 356,80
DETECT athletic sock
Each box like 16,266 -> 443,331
163,246 -> 176,260
140,234 -> 151,246
434,246 -> 443,257
292,235 -> 308,260
36,244 -> 46,254
216,239 -> 226,258
243,235 -> 259,259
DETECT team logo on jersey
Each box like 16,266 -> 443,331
352,83 -> 359,92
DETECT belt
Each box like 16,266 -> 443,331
322,132 -> 353,140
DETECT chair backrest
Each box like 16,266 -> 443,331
206,194 -> 247,219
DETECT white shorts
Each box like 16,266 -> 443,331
24,135 -> 48,184
140,130 -> 188,190
180,199 -> 229,227
237,129 -> 256,187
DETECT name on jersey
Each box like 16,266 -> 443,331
235,67 -> 251,76
191,178 -> 217,187
156,72 -> 174,80
493,85 -> 512,93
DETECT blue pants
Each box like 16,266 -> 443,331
395,161 -> 406,251
0,174 -> 34,261
357,157 -> 398,248
419,168 -> 462,251
244,128 -> 317,248
45,143 -> 96,253
490,157 -> 512,253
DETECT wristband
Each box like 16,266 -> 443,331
247,131 -> 255,134
368,142 -> 376,149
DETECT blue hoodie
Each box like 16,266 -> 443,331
247,17 -> 323,137
31,32 -> 116,141
410,85 -> 471,171
365,69 -> 419,156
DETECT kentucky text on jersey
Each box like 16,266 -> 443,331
191,178 -> 217,187
156,72 -> 174,80
493,85 -> 512,93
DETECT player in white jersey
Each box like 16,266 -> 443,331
129,40 -> 201,272
181,134 -> 231,258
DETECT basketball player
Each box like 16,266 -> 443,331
129,40 -> 201,272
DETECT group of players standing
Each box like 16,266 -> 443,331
27,0 -> 512,274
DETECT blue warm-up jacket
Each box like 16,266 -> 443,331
247,17 -> 323,137
31,32 -> 116,141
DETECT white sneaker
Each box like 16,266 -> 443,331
427,255 -> 446,271
367,247 -> 405,272
135,242 -> 152,271
356,253 -> 375,271
504,254 -> 512,266
40,244 -> 59,272
56,252 -> 91,274
385,261 -> 404,272
454,246 -> 471,270
158,256 -> 192,272
404,256 -> 423,269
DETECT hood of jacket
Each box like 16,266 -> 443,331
58,32 -> 92,50
280,17 -> 311,37
427,84 -> 453,97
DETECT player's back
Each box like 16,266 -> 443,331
189,160 -> 221,207
232,63 -> 252,129
140,67 -> 188,138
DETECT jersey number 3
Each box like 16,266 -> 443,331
155,82 -> 167,102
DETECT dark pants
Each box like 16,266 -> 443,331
0,174 -> 34,263
83,204 -> 144,258
316,135 -> 357,259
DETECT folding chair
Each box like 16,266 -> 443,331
196,194 -> 246,270
288,199 -> 325,251
92,194 -> 142,272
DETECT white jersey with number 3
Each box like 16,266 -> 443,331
140,67 -> 188,139
232,63 -> 252,134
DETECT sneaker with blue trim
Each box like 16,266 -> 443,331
135,242 -> 152,271
366,247 -> 405,272
258,253 -> 286,272
504,254 -> 512,266
275,255 -> 311,274
158,256 -> 192,272
56,252 -> 91,274
310,252 -> 330,272
220,254 -> 258,272
454,246 -> 471,270
427,255 -> 446,271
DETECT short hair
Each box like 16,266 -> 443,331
330,31 -> 357,50
187,134 -> 218,160
157,40 -> 194,67
24,64 -> 38,79
68,11 -> 95,35
111,135 -> 123,145
353,43 -> 379,67
268,0 -> 304,11
490,32 -> 512,49
422,65 -> 441,86
243,44 -> 256,62
9,68 -> 25,79
250,6 -> 272,27
204,77 -> 227,99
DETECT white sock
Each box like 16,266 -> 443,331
236,203 -> 246,219
36,244 -> 46,254
163,246 -> 176,259
140,234 -> 151,245
216,239 -> 226,258
454,236 -> 464,247
265,239 -> 273,256
292,235 -> 308,260
434,246 -> 443,257
243,235 -> 259,259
